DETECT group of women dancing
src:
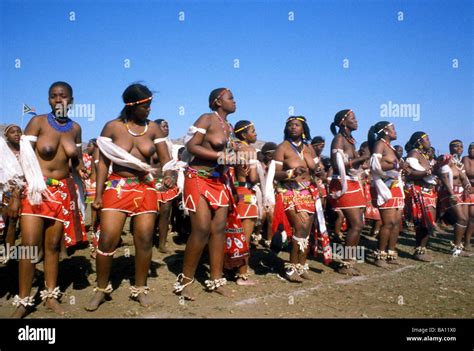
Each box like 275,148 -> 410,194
1,82 -> 472,318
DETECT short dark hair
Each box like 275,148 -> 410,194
311,136 -> 325,145
49,81 -> 73,97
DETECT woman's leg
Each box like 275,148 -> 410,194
333,210 -> 344,242
449,204 -> 469,256
178,197 -> 212,301
157,201 -> 172,253
338,207 -> 365,275
285,209 -> 314,282
208,205 -> 234,296
11,215 -> 44,318
237,218 -> 257,285
85,210 -> 127,311
42,219 -> 66,315
131,212 -> 157,306
464,205 -> 474,250
265,208 -> 274,246
414,206 -> 436,261
387,208 -> 403,263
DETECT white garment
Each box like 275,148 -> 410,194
264,160 -> 281,207
19,135 -> 47,205
370,153 -> 394,206
406,157 -> 437,185
331,149 -> 347,199
440,164 -> 453,190
154,137 -> 174,161
97,136 -> 154,174
182,125 -> 207,164
0,137 -> 24,198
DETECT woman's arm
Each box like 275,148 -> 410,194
186,114 -> 220,161
92,122 -> 113,209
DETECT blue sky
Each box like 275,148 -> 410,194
1,0 -> 472,154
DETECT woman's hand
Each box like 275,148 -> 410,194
294,166 -> 308,177
5,190 -> 21,218
92,196 -> 103,211
162,175 -> 176,189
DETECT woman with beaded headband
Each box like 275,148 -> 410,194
12,82 -> 87,318
152,118 -> 180,254
329,109 -> 370,275
404,131 -> 437,262
233,120 -> 260,285
462,142 -> 474,251
1,124 -> 22,262
85,83 -> 175,311
173,88 -> 237,300
266,116 -> 319,282
368,121 -> 407,266
311,136 -> 328,208
437,140 -> 472,256
359,141 -> 381,238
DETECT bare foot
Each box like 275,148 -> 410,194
337,265 -> 362,276
463,244 -> 472,252
285,271 -> 303,283
414,253 -> 432,262
85,291 -> 106,312
374,259 -> 389,268
387,258 -> 402,265
59,248 -> 68,261
180,283 -> 196,301
214,285 -> 235,297
11,306 -> 29,319
45,298 -> 66,316
135,293 -> 153,307
236,277 -> 257,286
458,250 -> 473,257
299,271 -> 312,280
158,246 -> 171,254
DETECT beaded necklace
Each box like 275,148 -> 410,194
214,111 -> 234,149
452,154 -> 464,171
287,139 -> 305,160
341,131 -> 356,145
381,138 -> 399,158
47,113 -> 73,133
125,119 -> 148,137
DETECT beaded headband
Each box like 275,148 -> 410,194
125,96 -> 153,106
234,122 -> 254,134
212,89 -> 229,107
4,124 -> 20,135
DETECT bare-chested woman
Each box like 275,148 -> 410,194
329,110 -> 370,275
1,125 -> 22,261
152,119 -> 180,254
438,140 -> 472,256
269,116 -> 318,282
173,88 -> 237,300
311,136 -> 328,208
85,83 -> 174,311
83,138 -> 100,257
404,132 -> 437,262
233,120 -> 259,286
368,122 -> 406,267
12,81 -> 86,318
462,142 -> 474,251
